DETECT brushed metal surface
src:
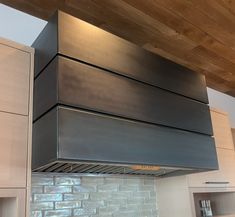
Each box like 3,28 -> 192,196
32,11 -> 208,103
34,55 -> 213,135
32,11 -> 217,176
32,106 -> 218,171
33,12 -> 58,76
32,107 -> 58,170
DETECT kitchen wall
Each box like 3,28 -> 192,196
31,174 -> 158,217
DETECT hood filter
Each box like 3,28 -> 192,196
33,161 -> 180,177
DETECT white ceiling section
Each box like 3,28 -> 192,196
0,3 -> 47,46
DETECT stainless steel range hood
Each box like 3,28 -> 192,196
32,11 -> 218,177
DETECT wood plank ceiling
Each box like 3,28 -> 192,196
2,0 -> 235,97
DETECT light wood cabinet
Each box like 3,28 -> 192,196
210,109 -> 234,150
187,148 -> 235,188
0,43 -> 30,115
157,108 -> 235,217
0,112 -> 28,187
232,128 -> 235,146
187,109 -> 235,188
0,38 -> 34,217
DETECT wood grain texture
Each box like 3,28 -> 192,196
32,106 -> 218,170
0,112 -> 28,188
187,108 -> 235,188
0,42 -> 30,115
210,109 -> 234,150
34,55 -> 213,135
187,148 -> 235,188
25,40 -> 34,217
2,0 -> 235,96
232,128 -> 235,147
0,37 -> 34,217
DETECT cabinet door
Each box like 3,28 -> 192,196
187,148 -> 235,187
211,109 -> 234,150
0,112 -> 28,187
220,148 -> 235,187
0,43 -> 30,115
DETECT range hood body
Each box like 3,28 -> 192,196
33,11 -> 209,104
34,55 -> 213,135
33,106 -> 217,172
32,11 -> 218,176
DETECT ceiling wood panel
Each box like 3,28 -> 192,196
2,0 -> 235,97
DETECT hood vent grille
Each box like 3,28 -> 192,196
33,162 -> 180,177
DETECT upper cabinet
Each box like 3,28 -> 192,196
0,42 -> 31,115
0,38 -> 34,217
187,108 -> 235,188
187,148 -> 235,188
0,112 -> 28,188
210,109 -> 234,150
157,108 -> 235,217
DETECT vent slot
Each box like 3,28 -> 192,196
33,162 -> 178,177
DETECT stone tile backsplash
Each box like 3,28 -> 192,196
31,173 -> 158,217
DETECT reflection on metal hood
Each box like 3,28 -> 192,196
32,11 -> 218,177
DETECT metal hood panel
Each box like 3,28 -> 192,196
32,11 -> 218,176
33,55 -> 213,135
33,11 -> 209,104
32,106 -> 218,176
